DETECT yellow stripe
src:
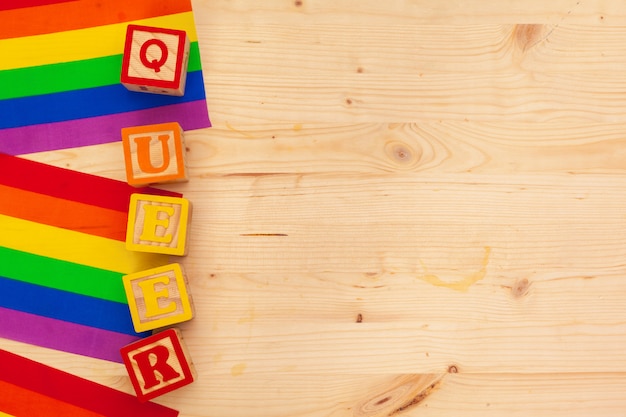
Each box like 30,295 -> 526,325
0,12 -> 197,71
0,214 -> 170,274
0,412 -> 16,417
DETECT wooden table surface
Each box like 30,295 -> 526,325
4,0 -> 626,415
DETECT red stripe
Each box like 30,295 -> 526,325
0,349 -> 179,417
0,0 -> 77,12
0,153 -> 181,213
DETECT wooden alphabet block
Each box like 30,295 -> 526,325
126,193 -> 191,256
120,24 -> 190,96
121,328 -> 195,402
121,122 -> 188,186
123,263 -> 194,332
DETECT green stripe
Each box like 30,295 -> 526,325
0,41 -> 202,100
0,246 -> 126,304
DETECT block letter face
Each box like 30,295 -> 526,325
121,329 -> 195,402
126,193 -> 191,256
123,263 -> 194,332
122,122 -> 187,186
120,25 -> 190,96
133,344 -> 181,390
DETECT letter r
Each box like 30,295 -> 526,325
133,345 -> 181,390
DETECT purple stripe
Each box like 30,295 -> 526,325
0,306 -> 141,362
0,100 -> 211,155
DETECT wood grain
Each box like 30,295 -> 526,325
5,0 -> 626,416
1,336 -> 623,417
198,24 -> 626,75
194,0 -> 626,24
195,15 -> 626,124
205,72 -> 626,123
24,121 -> 626,175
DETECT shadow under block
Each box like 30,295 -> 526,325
120,328 -> 195,402
126,193 -> 191,256
121,122 -> 188,186
123,263 -> 194,333
120,24 -> 190,96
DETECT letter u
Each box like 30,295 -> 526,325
135,134 -> 171,174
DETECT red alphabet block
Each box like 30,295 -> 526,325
121,328 -> 195,402
120,25 -> 190,96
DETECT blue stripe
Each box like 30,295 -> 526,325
0,70 -> 206,129
0,275 -> 149,337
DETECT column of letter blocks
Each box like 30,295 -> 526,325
120,25 -> 190,96
121,329 -> 195,402
120,24 -> 197,404
121,122 -> 188,186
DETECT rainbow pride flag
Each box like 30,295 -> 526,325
0,153 -> 181,362
0,348 -> 179,416
0,0 -> 211,155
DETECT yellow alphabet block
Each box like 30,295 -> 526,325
126,193 -> 191,256
123,263 -> 194,332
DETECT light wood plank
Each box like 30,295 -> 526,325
179,269 -> 626,374
191,270 -> 625,329
1,335 -> 624,416
23,121 -> 626,176
199,24 -> 626,75
194,16 -> 626,124
180,173 -> 626,272
153,372 -> 626,417
191,121 -> 626,174
204,72 -> 626,123
193,0 -> 624,24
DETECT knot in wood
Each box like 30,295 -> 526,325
511,277 -> 531,299
513,24 -> 546,51
354,374 -> 443,417
385,140 -> 420,168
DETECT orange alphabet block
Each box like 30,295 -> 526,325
126,193 -> 191,256
120,25 -> 190,96
123,263 -> 194,333
121,122 -> 188,186
121,328 -> 195,402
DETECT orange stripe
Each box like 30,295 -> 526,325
0,381 -> 105,417
0,184 -> 127,241
0,0 -> 192,40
